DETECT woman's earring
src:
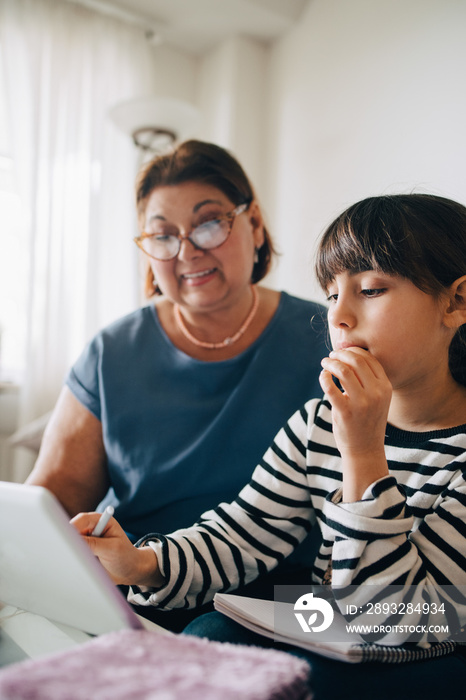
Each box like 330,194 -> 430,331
254,248 -> 259,264
150,272 -> 161,296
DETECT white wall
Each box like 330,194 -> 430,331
149,44 -> 198,104
264,0 -> 466,302
196,36 -> 269,202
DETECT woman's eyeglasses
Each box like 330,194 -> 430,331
134,201 -> 250,261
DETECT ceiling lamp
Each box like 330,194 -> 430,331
109,96 -> 201,154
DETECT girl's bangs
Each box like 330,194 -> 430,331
315,198 -> 419,292
316,215 -> 393,291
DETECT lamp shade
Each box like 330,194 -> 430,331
108,96 -> 201,152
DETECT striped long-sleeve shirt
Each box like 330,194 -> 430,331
130,398 -> 466,645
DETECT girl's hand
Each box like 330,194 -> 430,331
71,512 -> 163,588
319,347 -> 392,501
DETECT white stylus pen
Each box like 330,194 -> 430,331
91,505 -> 114,537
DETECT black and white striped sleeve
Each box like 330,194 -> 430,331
128,401 -> 320,610
321,466 -> 466,644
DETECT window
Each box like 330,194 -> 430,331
0,52 -> 26,383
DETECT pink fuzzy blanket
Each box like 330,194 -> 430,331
0,629 -> 312,699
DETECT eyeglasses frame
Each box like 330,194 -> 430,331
134,200 -> 251,261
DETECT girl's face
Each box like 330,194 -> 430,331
142,181 -> 264,313
326,270 -> 453,390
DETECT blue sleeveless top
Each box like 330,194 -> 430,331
66,292 -> 328,543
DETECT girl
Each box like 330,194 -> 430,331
73,193 -> 466,698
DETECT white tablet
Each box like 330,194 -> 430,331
0,481 -> 147,636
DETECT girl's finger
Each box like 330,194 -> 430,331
330,347 -> 386,380
324,349 -> 387,390
70,512 -> 103,536
321,355 -> 367,394
319,368 -> 336,394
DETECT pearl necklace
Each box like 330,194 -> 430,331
174,286 -> 259,350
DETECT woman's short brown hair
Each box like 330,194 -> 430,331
135,140 -> 276,297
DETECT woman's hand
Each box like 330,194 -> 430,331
71,512 -> 164,588
319,347 -> 392,501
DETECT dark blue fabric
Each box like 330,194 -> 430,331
66,292 -> 328,543
183,612 -> 466,700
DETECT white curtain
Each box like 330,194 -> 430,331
0,0 -> 156,479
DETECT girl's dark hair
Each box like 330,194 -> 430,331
315,193 -> 466,385
136,140 -> 276,297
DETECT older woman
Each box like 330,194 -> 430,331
27,140 -> 327,627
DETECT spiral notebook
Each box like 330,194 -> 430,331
213,593 -> 458,664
